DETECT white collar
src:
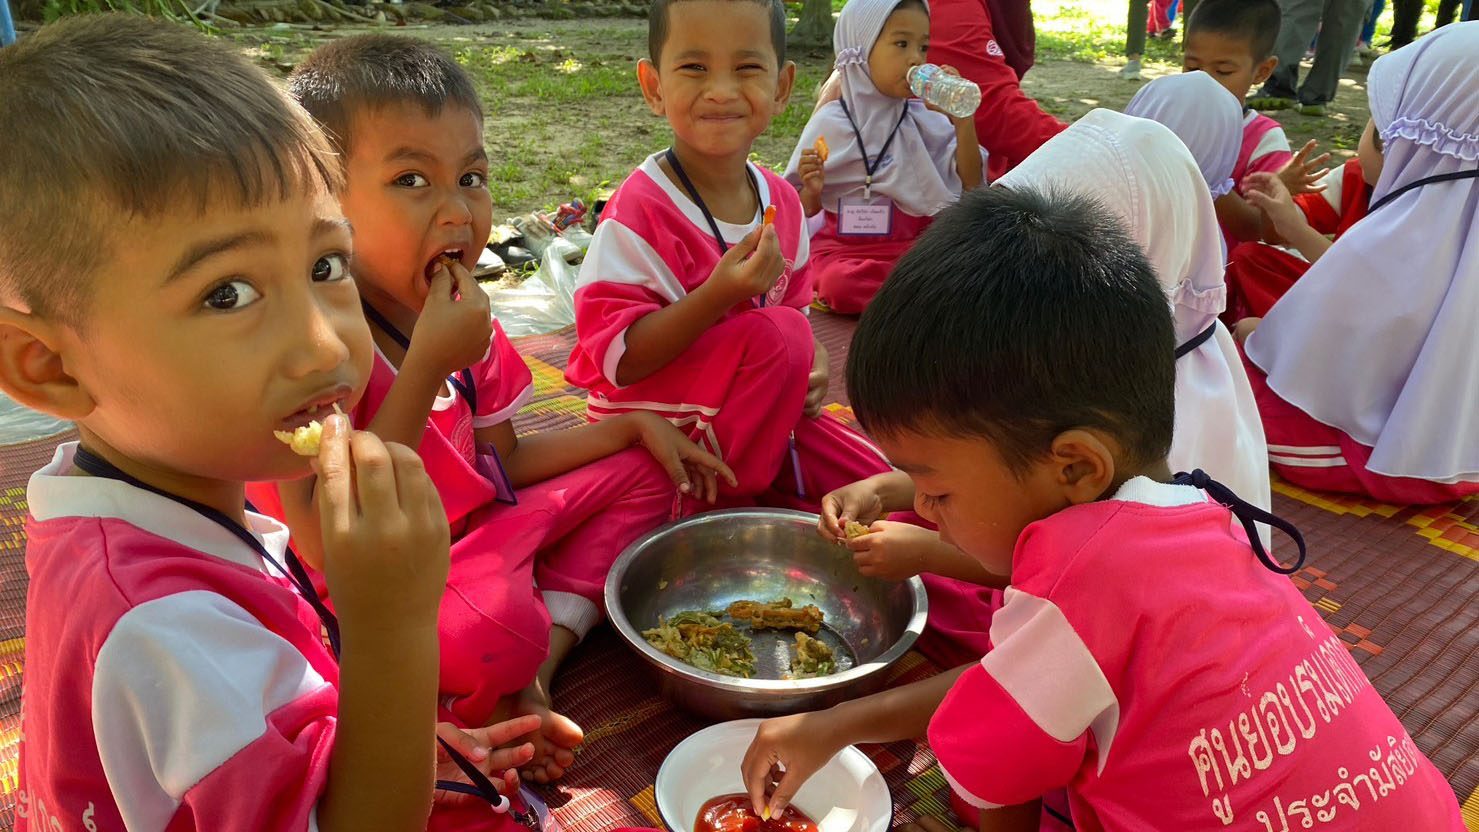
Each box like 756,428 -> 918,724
640,152 -> 770,243
28,442 -> 291,575
1110,475 -> 1208,508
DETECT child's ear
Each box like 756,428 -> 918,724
0,309 -> 95,423
1253,56 -> 1279,87
638,59 -> 666,117
774,60 -> 798,111
1048,428 -> 1118,505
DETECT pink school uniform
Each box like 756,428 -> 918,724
928,476 -> 1464,831
249,318 -> 676,728
567,153 -> 891,506
16,443 -> 484,832
782,0 -> 981,315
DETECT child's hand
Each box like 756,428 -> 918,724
315,415 -> 451,628
1243,172 -> 1307,239
805,342 -> 829,419
818,480 -> 886,543
707,224 -> 786,307
797,148 -> 826,217
630,412 -> 738,503
742,712 -> 848,819
845,521 -> 937,581
433,718 -> 539,806
1278,140 -> 1333,196
410,259 -> 494,379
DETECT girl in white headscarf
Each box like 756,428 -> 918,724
997,109 -> 1273,535
1124,71 -> 1242,203
1239,21 -> 1479,505
784,0 -> 985,315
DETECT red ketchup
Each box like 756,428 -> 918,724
694,794 -> 818,832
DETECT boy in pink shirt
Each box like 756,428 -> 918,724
739,186 -> 1464,830
565,0 -> 892,506
248,35 -> 735,785
0,16 -> 542,830
1183,0 -> 1332,245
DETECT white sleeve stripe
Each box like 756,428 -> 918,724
940,763 -> 1004,810
575,219 -> 686,303
94,591 -> 330,832
1318,166 -> 1344,213
471,383 -> 534,429
1250,127 -> 1290,163
602,326 -> 630,390
981,588 -> 1120,773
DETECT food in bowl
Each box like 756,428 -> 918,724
788,632 -> 835,679
643,611 -> 757,678
695,794 -> 817,832
726,598 -> 824,634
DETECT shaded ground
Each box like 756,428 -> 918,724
230,0 -> 1381,219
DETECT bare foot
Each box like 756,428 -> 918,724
513,684 -> 584,784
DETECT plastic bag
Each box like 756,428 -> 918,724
483,236 -> 585,336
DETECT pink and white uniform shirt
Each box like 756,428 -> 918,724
929,477 -> 1463,831
1234,110 -> 1294,186
566,153 -> 814,403
19,444 -> 338,832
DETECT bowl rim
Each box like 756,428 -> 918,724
604,508 -> 929,694
653,718 -> 894,832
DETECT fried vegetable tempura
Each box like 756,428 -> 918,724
788,631 -> 836,678
844,520 -> 870,539
642,610 -> 757,678
726,598 -> 824,634
814,136 -> 829,162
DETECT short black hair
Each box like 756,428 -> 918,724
848,186 -> 1177,476
288,34 -> 483,154
648,0 -> 787,66
1186,0 -> 1282,61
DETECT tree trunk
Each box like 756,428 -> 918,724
789,0 -> 834,49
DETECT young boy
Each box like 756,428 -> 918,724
564,0 -> 891,508
1183,0 -> 1303,244
740,186 -> 1465,831
0,15 -> 537,830
252,35 -> 734,786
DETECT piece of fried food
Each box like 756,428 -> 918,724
643,610 -> 757,678
814,135 -> 829,162
726,598 -> 824,634
274,403 -> 344,457
789,631 -> 836,678
763,205 -> 777,226
844,520 -> 870,539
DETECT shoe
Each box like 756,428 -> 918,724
1118,59 -> 1143,80
1153,27 -> 1177,40
1298,102 -> 1327,116
1247,95 -> 1296,111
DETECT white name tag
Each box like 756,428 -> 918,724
837,195 -> 894,237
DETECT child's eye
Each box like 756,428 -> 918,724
311,253 -> 350,283
895,40 -> 910,48
679,63 -> 705,72
394,173 -> 431,188
460,171 -> 488,188
202,279 -> 261,311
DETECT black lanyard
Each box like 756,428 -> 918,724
1173,468 -> 1307,575
71,446 -> 528,822
362,301 -> 478,413
1174,322 -> 1217,359
663,148 -> 763,259
1367,168 -> 1479,214
838,100 -> 910,199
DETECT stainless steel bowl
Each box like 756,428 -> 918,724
605,508 -> 928,720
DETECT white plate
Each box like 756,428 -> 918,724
655,719 -> 892,832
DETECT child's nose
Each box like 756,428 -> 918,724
285,293 -> 354,378
703,73 -> 741,102
438,193 -> 475,226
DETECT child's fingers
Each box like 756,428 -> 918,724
485,741 -> 536,774
426,265 -> 455,303
316,414 -> 356,531
348,431 -> 399,520
741,743 -> 777,816
723,224 -> 765,263
436,722 -> 492,762
1293,139 -> 1317,162
470,713 -> 543,750
766,767 -> 807,818
385,442 -> 431,510
681,443 -> 737,488
1306,152 -> 1332,170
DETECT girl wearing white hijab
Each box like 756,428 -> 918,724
784,0 -> 985,315
997,109 -> 1273,537
1241,22 -> 1479,505
1123,71 -> 1242,203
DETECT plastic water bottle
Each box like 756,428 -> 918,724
907,64 -> 982,119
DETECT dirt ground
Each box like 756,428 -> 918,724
231,16 -> 1375,218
